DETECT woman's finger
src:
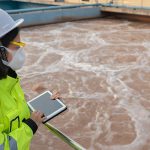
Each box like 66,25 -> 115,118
53,90 -> 60,95
36,111 -> 44,117
52,95 -> 60,100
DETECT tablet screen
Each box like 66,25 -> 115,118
27,91 -> 67,122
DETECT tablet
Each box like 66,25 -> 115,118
27,91 -> 67,123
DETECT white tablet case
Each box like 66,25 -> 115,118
27,91 -> 67,123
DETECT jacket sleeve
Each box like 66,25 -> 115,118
0,120 -> 36,150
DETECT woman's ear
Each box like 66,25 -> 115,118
0,46 -> 8,61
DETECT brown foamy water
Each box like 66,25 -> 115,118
18,18 -> 150,150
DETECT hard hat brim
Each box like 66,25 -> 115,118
14,18 -> 24,29
0,18 -> 24,38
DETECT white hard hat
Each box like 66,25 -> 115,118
0,9 -> 24,38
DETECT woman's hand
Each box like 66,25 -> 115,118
51,90 -> 61,100
30,110 -> 45,126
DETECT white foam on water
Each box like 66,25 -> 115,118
18,19 -> 150,150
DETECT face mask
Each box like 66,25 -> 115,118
2,47 -> 26,71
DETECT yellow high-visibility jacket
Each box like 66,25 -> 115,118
0,71 -> 37,150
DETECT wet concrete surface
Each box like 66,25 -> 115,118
18,18 -> 150,150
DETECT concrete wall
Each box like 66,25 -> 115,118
9,6 -> 101,27
65,0 -> 150,7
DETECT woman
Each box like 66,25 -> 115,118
0,9 -> 60,150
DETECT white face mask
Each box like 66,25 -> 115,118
2,47 -> 26,71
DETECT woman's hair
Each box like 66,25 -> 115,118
1,27 -> 19,47
0,27 -> 19,79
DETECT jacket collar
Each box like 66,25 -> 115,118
0,68 -> 19,92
